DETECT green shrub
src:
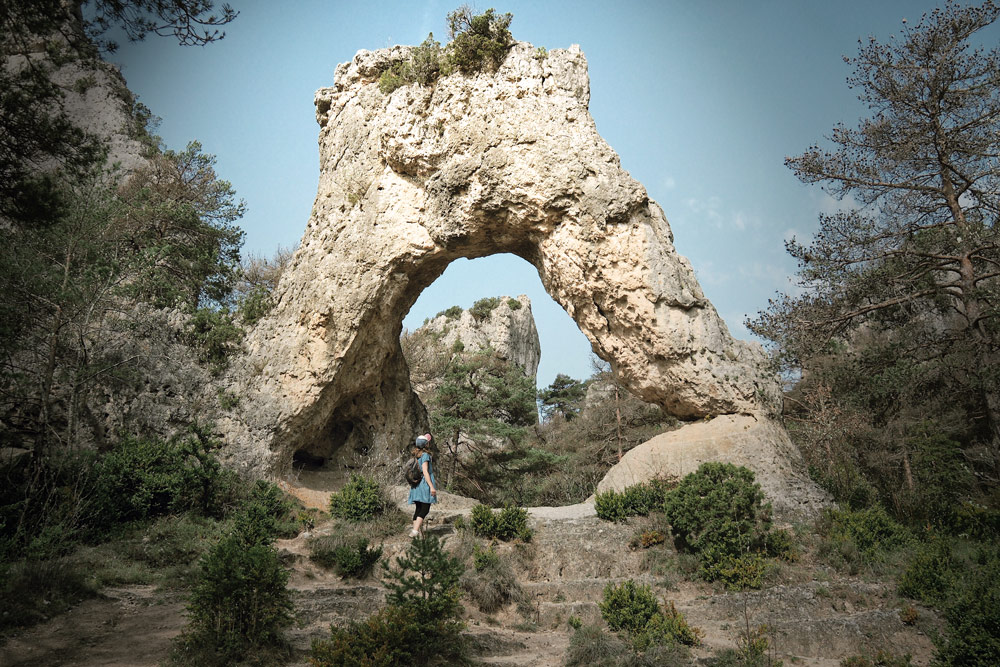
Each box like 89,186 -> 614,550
507,297 -> 521,310
384,535 -> 465,618
599,580 -> 659,635
310,603 -> 465,667
595,489 -> 629,522
310,537 -> 382,578
92,435 -> 188,526
184,306 -> 243,373
461,544 -> 523,612
596,480 -> 675,522
178,505 -> 293,665
329,475 -> 386,522
841,651 -> 913,667
469,296 -> 502,319
237,283 -> 273,326
469,504 -> 532,541
378,66 -> 407,94
444,6 -> 513,74
437,304 -> 464,319
897,538 -> 956,605
662,463 -> 774,581
631,602 -> 701,650
821,506 -> 911,568
702,552 -> 770,591
91,428 -> 242,531
931,548 -> 1000,666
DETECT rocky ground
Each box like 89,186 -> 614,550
0,479 -> 938,667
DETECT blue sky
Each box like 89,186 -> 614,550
106,0 -> 963,389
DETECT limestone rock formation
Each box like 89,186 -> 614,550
405,294 -> 540,399
225,41 -> 782,475
595,415 -> 831,522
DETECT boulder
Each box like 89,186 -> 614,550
596,415 -> 830,521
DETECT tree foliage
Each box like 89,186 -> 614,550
538,373 -> 586,422
428,346 -> 546,504
748,0 -> 1000,509
444,5 -> 513,73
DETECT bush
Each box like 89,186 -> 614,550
821,506 -> 911,569
566,623 -> 631,667
92,427 -> 242,531
596,480 -> 674,522
310,603 -> 465,667
630,530 -> 666,549
312,535 -> 466,665
444,6 -> 513,74
461,545 -> 524,613
469,296 -> 502,319
329,474 -> 386,522
437,304 -> 464,319
841,651 -> 913,667
184,306 -> 243,373
384,535 -> 465,618
599,580 -> 659,635
631,602 -> 701,650
310,537 -> 382,578
469,504 -> 532,541
662,463 -> 775,581
897,538 -> 956,605
930,547 -> 1000,666
178,502 -> 293,664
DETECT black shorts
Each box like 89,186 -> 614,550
412,501 -> 431,520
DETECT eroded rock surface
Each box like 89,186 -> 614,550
405,294 -> 540,399
225,42 -> 781,475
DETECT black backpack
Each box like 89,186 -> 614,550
404,456 -> 423,488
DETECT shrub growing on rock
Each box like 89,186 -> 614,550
595,479 -> 675,522
461,544 -> 524,612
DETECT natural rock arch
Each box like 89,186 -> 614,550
223,43 -> 781,476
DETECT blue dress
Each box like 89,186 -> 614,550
407,453 -> 436,505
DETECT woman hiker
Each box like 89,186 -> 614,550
408,433 -> 437,537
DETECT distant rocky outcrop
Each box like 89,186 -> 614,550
224,41 -> 781,476
405,294 -> 540,400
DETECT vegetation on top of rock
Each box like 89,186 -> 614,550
436,304 -> 464,319
378,5 -> 516,94
469,295 -> 502,319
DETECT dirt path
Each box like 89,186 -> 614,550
0,587 -> 185,667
